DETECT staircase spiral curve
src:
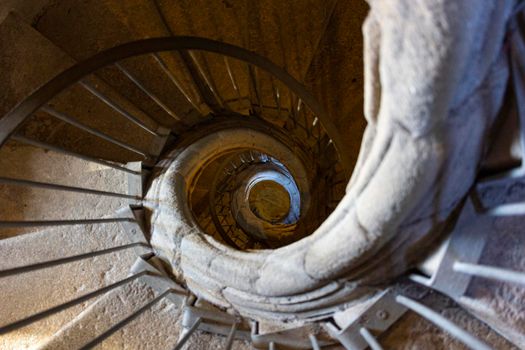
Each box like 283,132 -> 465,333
1,1 -> 525,349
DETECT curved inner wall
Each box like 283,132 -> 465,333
148,118 -> 345,256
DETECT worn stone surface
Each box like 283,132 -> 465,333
40,271 -> 253,350
460,215 -> 525,347
0,11 -> 71,117
0,11 -> 160,163
381,292 -> 517,350
0,0 -> 524,349
0,249 -> 138,349
40,279 -> 174,350
96,297 -> 253,350
0,140 -> 131,238
26,0 -> 344,139
0,14 -> 147,347
31,0 -> 335,80
0,0 -> 50,24
0,134 -> 141,348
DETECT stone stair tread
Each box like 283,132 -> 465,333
31,0 -> 210,132
0,11 -> 73,118
38,255 -> 252,350
0,184 -> 130,222
0,248 -> 140,349
29,0 -> 343,144
0,11 -> 162,164
0,123 -> 142,239
0,139 -> 130,194
379,292 -> 518,350
39,260 -> 180,350
0,221 -> 140,271
459,215 -> 525,348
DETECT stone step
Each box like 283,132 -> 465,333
379,292 -> 518,349
0,136 -> 149,348
31,0 -> 213,132
0,19 -> 154,341
0,227 -> 147,349
0,152 -> 150,348
37,257 -> 249,350
458,214 -> 525,348
0,11 -> 167,164
28,0 -> 342,149
0,137 -> 141,238
38,258 -> 182,350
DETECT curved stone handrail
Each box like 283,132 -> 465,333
149,1 -> 515,320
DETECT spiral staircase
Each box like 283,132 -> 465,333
1,1 -> 525,349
